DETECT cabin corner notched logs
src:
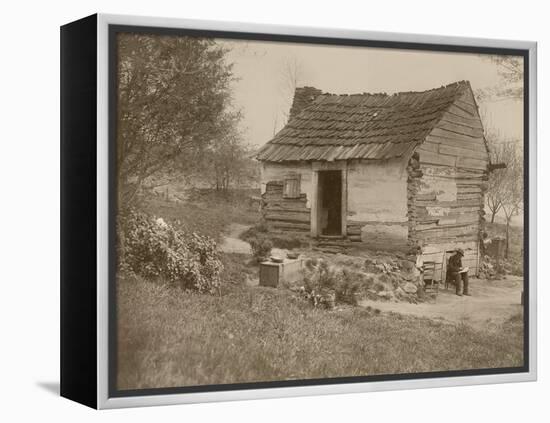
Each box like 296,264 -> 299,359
411,88 -> 489,275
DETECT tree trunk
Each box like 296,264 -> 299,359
505,219 -> 510,259
490,210 -> 497,223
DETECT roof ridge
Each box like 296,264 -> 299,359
311,80 -> 470,99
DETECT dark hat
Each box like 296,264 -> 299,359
456,248 -> 464,256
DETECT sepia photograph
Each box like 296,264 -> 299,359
112,29 -> 527,393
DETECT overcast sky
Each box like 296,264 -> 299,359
219,39 -> 523,149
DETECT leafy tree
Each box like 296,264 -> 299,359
171,112 -> 259,192
209,138 -> 258,192
203,114 -> 256,191
477,56 -> 523,102
116,33 -> 235,209
485,130 -> 506,223
486,137 -> 523,258
273,56 -> 308,134
499,144 -> 523,258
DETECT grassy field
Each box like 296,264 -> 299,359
117,275 -> 523,390
117,188 -> 524,390
140,188 -> 260,241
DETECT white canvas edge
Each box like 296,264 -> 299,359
96,13 -> 537,409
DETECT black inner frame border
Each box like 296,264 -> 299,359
108,23 -> 531,399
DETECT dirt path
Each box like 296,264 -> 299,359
359,277 -> 523,330
219,223 -> 252,254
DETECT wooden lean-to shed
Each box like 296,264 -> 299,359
256,81 -> 490,278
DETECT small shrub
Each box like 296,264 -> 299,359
301,259 -> 362,306
249,237 -> 273,262
336,270 -> 362,305
119,210 -> 223,294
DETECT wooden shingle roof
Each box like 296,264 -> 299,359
257,81 -> 474,162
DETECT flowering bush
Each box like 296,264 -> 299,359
119,210 -> 223,294
301,258 -> 362,307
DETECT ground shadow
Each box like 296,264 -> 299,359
36,381 -> 60,396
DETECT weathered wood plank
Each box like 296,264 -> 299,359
416,222 -> 479,233
263,199 -> 308,208
437,120 -> 485,138
424,137 -> 487,153
268,221 -> 310,231
415,199 -> 481,208
417,231 -> 480,242
429,127 -> 484,142
456,92 -> 478,106
441,112 -> 484,129
418,234 -> 479,243
418,150 -> 457,167
417,213 -> 480,225
418,174 -> 485,184
416,208 -> 482,219
446,103 -> 479,119
438,144 -> 489,161
264,191 -> 306,198
456,180 -> 486,187
265,212 -> 310,223
419,162 -> 486,175
457,193 -> 482,201
456,156 -> 488,171
418,219 -> 479,229
426,132 -> 487,148
436,137 -> 487,153
454,98 -> 479,114
447,102 -> 476,118
416,217 -> 441,224
457,185 -> 482,193
417,143 -> 439,154
264,196 -> 307,203
455,168 -> 487,176
264,206 -> 310,214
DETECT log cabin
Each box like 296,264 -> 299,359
256,81 -> 490,278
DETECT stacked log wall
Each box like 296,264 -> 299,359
406,153 -> 423,248
410,89 -> 489,278
260,162 -> 312,234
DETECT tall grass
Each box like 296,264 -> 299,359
117,274 -> 523,390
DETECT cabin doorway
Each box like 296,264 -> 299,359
317,170 -> 342,236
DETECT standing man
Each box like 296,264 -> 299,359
448,248 -> 470,296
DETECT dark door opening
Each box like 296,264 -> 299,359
318,170 -> 342,236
